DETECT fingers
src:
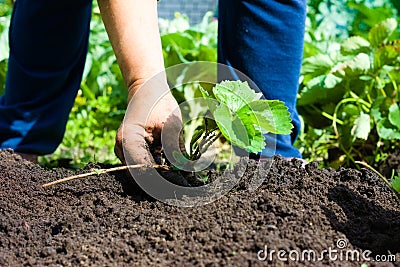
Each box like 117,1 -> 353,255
115,123 -> 156,166
114,126 -> 126,165
116,83 -> 183,167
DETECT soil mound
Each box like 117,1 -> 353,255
0,150 -> 399,266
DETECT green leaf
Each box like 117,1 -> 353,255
0,28 -> 8,62
351,113 -> 371,140
302,54 -> 334,78
374,40 -> 400,69
341,36 -> 371,56
347,3 -> 396,31
246,132 -> 266,153
207,80 -> 293,153
370,107 -> 383,121
324,74 -> 343,89
377,118 -> 400,140
298,75 -> 345,106
341,104 -> 360,118
213,105 -> 244,147
341,53 -> 371,76
213,102 -> 266,153
198,84 -> 218,113
213,104 -> 249,149
388,103 -> 400,129
183,62 -> 217,88
161,32 -> 196,65
368,18 -> 398,47
392,174 -> 400,193
237,115 -> 266,153
198,83 -> 211,98
213,81 -> 263,112
237,100 -> 293,135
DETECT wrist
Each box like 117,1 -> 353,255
126,72 -> 169,102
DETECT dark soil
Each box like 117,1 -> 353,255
1,149 -> 399,266
379,149 -> 400,179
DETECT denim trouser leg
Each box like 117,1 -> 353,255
0,0 -> 92,155
218,0 -> 306,158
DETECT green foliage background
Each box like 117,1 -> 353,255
0,0 -> 399,169
297,0 -> 400,169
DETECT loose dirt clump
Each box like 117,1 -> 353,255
0,150 -> 399,266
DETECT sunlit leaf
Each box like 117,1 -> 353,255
213,104 -> 248,149
341,36 -> 371,56
368,18 -> 398,47
388,103 -> 400,129
342,53 -> 371,76
351,113 -> 371,140
374,40 -> 400,69
302,54 -> 334,79
237,100 -> 293,135
377,119 -> 400,140
392,175 -> 400,193
213,81 -> 263,112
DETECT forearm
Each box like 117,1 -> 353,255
97,0 -> 166,98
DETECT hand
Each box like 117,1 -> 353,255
114,77 -> 182,166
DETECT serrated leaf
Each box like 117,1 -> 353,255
341,36 -> 371,56
237,114 -> 266,153
388,103 -> 400,129
342,53 -> 371,76
245,131 -> 265,153
198,84 -> 218,114
351,113 -> 371,140
374,41 -> 400,69
237,100 -> 293,135
368,18 -> 398,47
298,75 -> 345,106
377,118 -> 400,140
324,73 -> 343,89
302,54 -> 334,77
392,175 -> 400,193
213,81 -> 263,112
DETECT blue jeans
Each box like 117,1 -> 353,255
218,0 -> 306,158
0,0 -> 305,158
0,0 -> 92,154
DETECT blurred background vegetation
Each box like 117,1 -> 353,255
0,0 -> 398,170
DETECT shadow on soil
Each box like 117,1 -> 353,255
324,186 -> 400,255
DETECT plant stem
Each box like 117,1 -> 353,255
348,91 -> 372,109
332,97 -> 369,137
355,160 -> 400,200
191,128 -> 220,160
42,164 -> 168,188
387,71 -> 399,101
199,130 -> 222,156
